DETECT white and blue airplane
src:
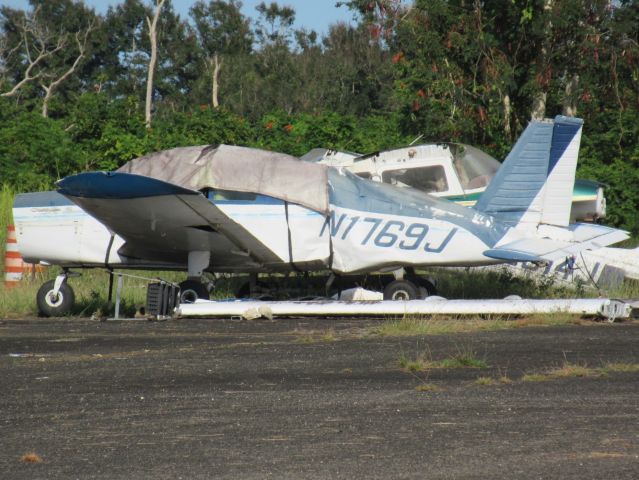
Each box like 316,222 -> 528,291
13,115 -> 628,316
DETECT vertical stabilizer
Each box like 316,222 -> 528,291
474,115 -> 583,228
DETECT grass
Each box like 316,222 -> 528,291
0,269 -> 187,318
521,361 -> 639,383
521,373 -> 551,382
602,362 -> 639,373
522,362 -> 604,382
476,362 -> 639,386
475,376 -> 497,386
375,313 -> 587,338
398,344 -> 488,372
294,329 -> 336,344
421,265 -> 639,300
415,383 -> 442,392
398,354 -> 428,372
431,356 -> 488,369
296,334 -> 316,344
321,329 -> 336,341
423,266 -> 574,300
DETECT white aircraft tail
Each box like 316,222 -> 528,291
474,115 -> 583,228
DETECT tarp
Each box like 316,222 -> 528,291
117,144 -> 330,214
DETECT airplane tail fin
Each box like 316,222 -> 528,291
474,115 -> 583,228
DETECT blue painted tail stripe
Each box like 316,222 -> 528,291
548,116 -> 583,173
57,172 -> 197,199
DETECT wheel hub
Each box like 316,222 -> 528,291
45,291 -> 63,308
392,290 -> 410,301
180,289 -> 198,304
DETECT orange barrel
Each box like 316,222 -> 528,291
4,225 -> 24,286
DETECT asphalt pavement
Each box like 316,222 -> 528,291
1,317 -> 638,479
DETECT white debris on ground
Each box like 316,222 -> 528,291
332,287 -> 383,301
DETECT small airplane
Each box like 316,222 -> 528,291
303,142 -> 606,222
12,115 -> 628,316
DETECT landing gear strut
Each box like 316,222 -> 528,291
178,250 -> 212,303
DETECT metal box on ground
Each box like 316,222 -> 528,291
146,282 -> 180,319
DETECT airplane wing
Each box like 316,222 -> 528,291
484,223 -> 629,263
57,172 -> 283,269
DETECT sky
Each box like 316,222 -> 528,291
1,0 -> 356,36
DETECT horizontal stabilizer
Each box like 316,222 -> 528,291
483,247 -> 543,263
484,224 -> 629,263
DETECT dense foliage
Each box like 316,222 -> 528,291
0,0 -> 638,233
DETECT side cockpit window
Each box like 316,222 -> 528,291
381,165 -> 449,193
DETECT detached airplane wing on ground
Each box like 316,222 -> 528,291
14,116 -> 631,316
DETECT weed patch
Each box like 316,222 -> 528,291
546,363 -> 601,379
415,383 -> 441,392
321,329 -> 336,342
398,344 -> 488,372
601,362 -> 639,373
430,357 -> 488,369
474,374 -> 513,385
521,373 -> 550,382
398,354 -> 429,372
475,376 -> 496,386
374,313 -> 585,338
523,362 -> 610,382
296,334 -> 316,344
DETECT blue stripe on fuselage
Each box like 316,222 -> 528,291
14,191 -> 75,208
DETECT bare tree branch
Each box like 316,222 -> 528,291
1,6 -> 66,98
145,0 -> 166,129
40,20 -> 95,117
209,52 -> 222,108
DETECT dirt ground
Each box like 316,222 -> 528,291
1,316 -> 638,479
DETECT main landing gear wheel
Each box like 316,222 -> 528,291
414,278 -> 437,299
178,280 -> 210,303
37,280 -> 75,317
236,281 -> 271,299
383,279 -> 419,300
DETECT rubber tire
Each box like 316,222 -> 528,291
413,278 -> 437,298
179,280 -> 210,303
37,280 -> 75,317
236,281 -> 269,299
383,279 -> 419,301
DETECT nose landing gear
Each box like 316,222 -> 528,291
36,274 -> 75,317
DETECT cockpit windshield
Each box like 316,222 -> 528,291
450,144 -> 501,190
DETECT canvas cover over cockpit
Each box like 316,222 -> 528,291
117,144 -> 330,214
